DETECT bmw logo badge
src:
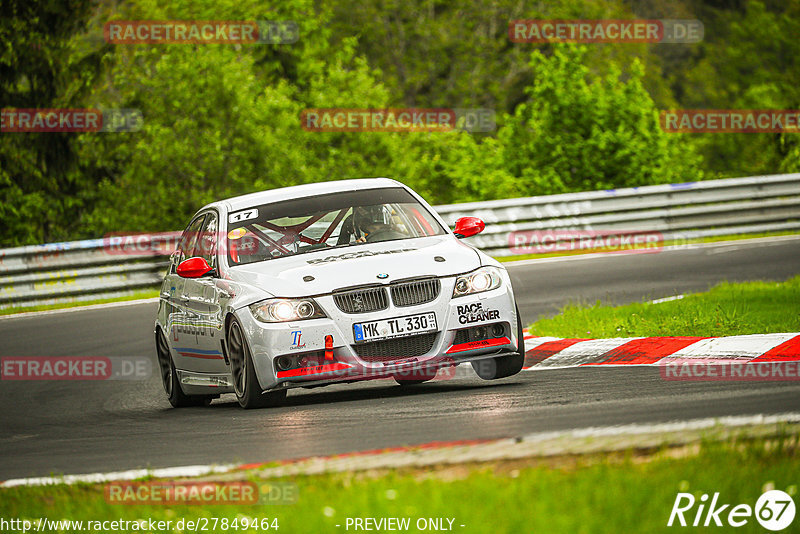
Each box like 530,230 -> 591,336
377,273 -> 389,279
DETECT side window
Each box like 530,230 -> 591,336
194,213 -> 218,267
178,215 -> 206,262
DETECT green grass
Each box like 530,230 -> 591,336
527,276 -> 800,338
497,230 -> 800,263
0,289 -> 159,316
0,436 -> 797,533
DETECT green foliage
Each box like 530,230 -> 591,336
527,275 -> 800,338
78,0 -> 397,234
3,0 -> 799,246
322,0 -> 660,113
388,132 -> 520,204
665,0 -> 800,178
499,45 -> 702,195
0,0 -> 106,244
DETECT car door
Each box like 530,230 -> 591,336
166,214 -> 205,365
175,211 -> 228,372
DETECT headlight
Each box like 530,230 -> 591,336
452,266 -> 503,297
249,298 -> 327,323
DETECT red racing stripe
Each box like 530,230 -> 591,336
750,335 -> 800,362
583,336 -> 708,365
276,362 -> 352,378
178,352 -> 224,360
523,339 -> 588,368
446,337 -> 511,354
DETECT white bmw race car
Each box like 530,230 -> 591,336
155,178 -> 525,408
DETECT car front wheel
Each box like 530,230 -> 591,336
156,329 -> 211,407
471,306 -> 525,380
227,317 -> 287,409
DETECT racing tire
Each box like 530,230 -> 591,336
156,329 -> 211,407
227,317 -> 287,409
471,307 -> 525,380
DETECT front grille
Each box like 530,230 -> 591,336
353,332 -> 437,362
453,329 -> 470,345
391,278 -> 441,307
333,287 -> 389,314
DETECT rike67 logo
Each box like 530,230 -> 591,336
668,489 -> 795,530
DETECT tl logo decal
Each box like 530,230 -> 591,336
290,331 -> 306,350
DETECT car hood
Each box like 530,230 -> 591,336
228,235 -> 482,298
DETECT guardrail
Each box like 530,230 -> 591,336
2,173 -> 799,309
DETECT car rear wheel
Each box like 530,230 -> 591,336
227,317 -> 287,409
156,329 -> 210,407
471,307 -> 525,380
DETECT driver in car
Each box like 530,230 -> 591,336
337,205 -> 393,245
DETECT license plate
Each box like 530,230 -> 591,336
353,312 -> 437,343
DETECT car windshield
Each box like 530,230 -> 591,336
226,187 -> 446,266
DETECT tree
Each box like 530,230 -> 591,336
0,0 -> 106,245
81,0 -> 398,234
388,131 -> 519,204
498,45 -> 703,195
666,0 -> 800,177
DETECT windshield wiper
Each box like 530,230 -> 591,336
328,241 -> 367,250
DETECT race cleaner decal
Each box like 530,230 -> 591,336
457,303 -> 500,324
306,248 -> 415,265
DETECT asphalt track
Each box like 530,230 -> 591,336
1,237 -> 799,480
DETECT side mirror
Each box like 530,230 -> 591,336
453,217 -> 485,239
176,257 -> 214,278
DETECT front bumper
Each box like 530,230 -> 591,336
237,273 -> 520,391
